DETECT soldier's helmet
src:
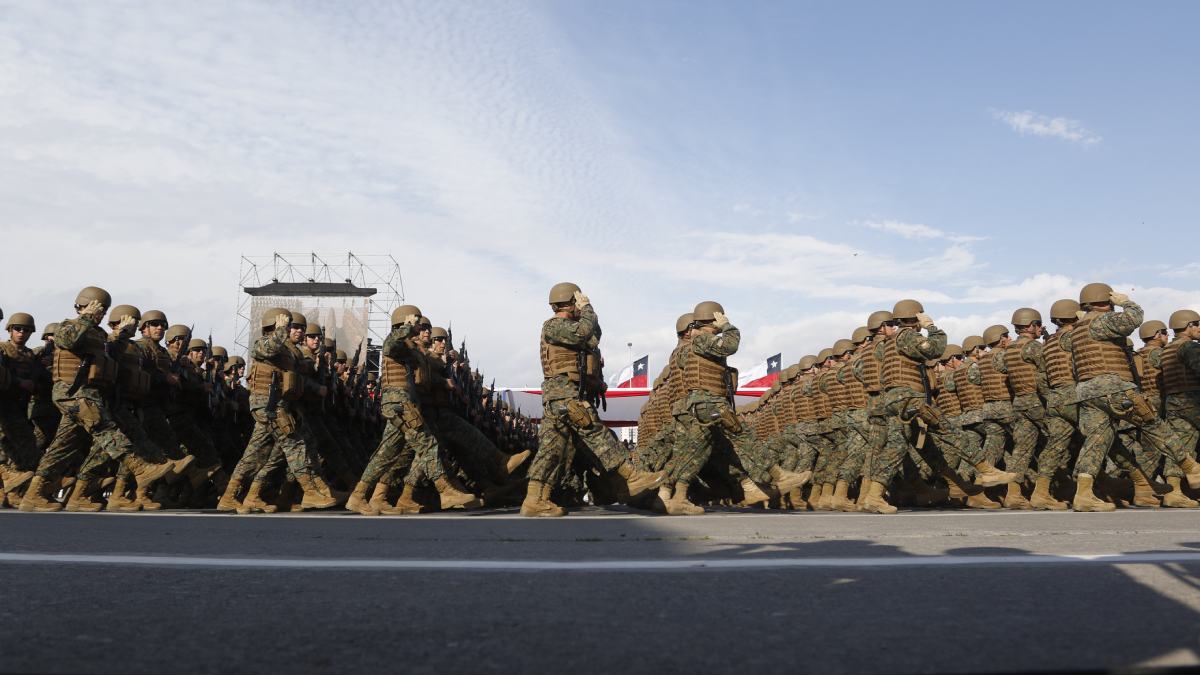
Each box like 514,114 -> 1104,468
366,372 -> 378,383
693,301 -> 725,322
262,307 -> 291,329
187,338 -> 208,352
942,343 -> 964,360
892,299 -> 924,320
962,335 -> 985,353
41,322 -> 58,339
74,286 -> 112,310
290,312 -> 309,329
817,347 -> 833,363
304,322 -> 323,337
548,282 -> 581,305
832,339 -> 855,357
1050,299 -> 1081,321
1138,320 -> 1167,341
1169,309 -> 1200,331
5,312 -> 34,331
211,346 -> 229,359
851,326 -> 870,344
982,324 -> 1009,346
165,325 -> 191,344
140,310 -> 168,328
781,364 -> 800,382
323,337 -> 336,351
798,355 -> 817,371
1011,308 -> 1042,326
335,349 -> 348,362
1079,282 -> 1113,306
390,305 -> 421,327
225,355 -> 246,371
675,313 -> 695,335
867,310 -> 894,331
431,327 -> 448,338
108,305 -> 141,326
416,316 -> 432,330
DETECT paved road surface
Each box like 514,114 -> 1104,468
2,507 -> 1199,674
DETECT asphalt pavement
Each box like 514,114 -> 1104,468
2,506 -> 1199,674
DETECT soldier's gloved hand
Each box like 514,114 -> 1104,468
80,300 -> 105,322
116,314 -> 137,337
916,312 -> 935,329
1075,310 -> 1087,321
573,290 -> 590,308
1109,291 -> 1130,306
713,311 -> 730,329
402,313 -> 419,326
275,313 -> 290,330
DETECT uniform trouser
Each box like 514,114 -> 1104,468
36,385 -> 134,479
229,401 -> 317,483
837,409 -> 871,483
359,398 -> 444,488
870,391 -> 980,485
1075,390 -> 1179,477
141,405 -> 181,459
665,411 -> 715,485
529,397 -> 624,484
974,420 -> 1006,467
303,408 -> 357,479
636,421 -> 677,472
813,427 -> 846,485
1161,394 -> 1200,478
168,410 -> 221,470
1041,389 -> 1078,477
766,427 -> 814,473
85,401 -> 169,480
430,406 -> 502,484
0,400 -> 41,470
1004,398 -> 1044,478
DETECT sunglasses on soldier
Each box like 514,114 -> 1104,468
144,320 -> 167,328
9,325 -> 31,332
432,336 -> 446,342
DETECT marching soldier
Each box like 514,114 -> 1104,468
1,312 -> 40,499
1156,309 -> 1200,507
1033,300 -> 1083,510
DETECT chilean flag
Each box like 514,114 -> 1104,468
614,355 -> 649,388
739,353 -> 781,388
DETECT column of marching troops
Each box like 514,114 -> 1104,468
2,281 -> 1198,517
0,287 -> 540,514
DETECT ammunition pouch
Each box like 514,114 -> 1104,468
565,399 -> 595,429
690,401 -> 723,427
86,355 -> 119,389
1110,390 -> 1157,426
275,408 -> 296,436
399,402 -> 426,431
72,398 -> 104,432
901,401 -> 944,428
281,371 -> 304,400
718,406 -> 743,434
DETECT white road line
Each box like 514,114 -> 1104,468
2,551 -> 1200,571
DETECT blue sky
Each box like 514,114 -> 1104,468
1,1 -> 1197,384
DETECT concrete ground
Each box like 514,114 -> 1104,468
2,506 -> 1199,674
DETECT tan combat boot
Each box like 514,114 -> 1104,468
616,461 -> 664,500
1178,458 -> 1200,489
498,449 -> 532,475
665,481 -> 704,516
965,491 -> 1002,509
973,461 -> 1019,487
1002,482 -> 1032,510
1072,474 -> 1116,512
122,453 -> 174,490
64,478 -> 104,512
1029,475 -> 1068,510
136,483 -> 163,511
368,482 -> 392,512
1163,477 -> 1200,508
19,475 -> 64,512
829,480 -> 855,512
106,476 -> 141,512
435,476 -> 481,510
380,484 -> 424,515
815,483 -> 835,511
345,481 -> 379,516
652,484 -> 672,513
238,481 -> 279,514
1130,470 -> 1162,508
1,465 -> 33,495
297,474 -> 338,510
769,465 -> 812,494
860,480 -> 897,514
740,477 -> 770,506
170,454 -> 196,479
787,487 -> 808,510
216,477 -> 244,513
520,479 -> 567,517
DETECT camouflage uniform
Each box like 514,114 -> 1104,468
995,338 -> 1047,478
27,344 -> 59,450
1156,336 -> 1200,473
0,340 -> 43,471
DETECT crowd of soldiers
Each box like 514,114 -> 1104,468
632,282 -> 1200,514
3,282 -> 1197,517
0,287 -> 538,514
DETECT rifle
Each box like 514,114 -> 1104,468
66,353 -> 93,396
265,370 -> 281,423
917,362 -> 934,405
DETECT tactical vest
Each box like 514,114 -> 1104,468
819,369 -> 847,412
791,379 -> 816,422
540,340 -> 581,381
1161,339 -> 1200,395
979,351 -> 1011,402
840,364 -> 869,409
1135,348 -> 1162,400
665,342 -> 688,403
111,339 -> 151,400
51,325 -> 116,389
953,364 -> 985,412
249,339 -> 304,399
1069,314 -> 1133,382
0,342 -> 34,381
809,378 -> 832,419
936,372 -> 963,417
854,347 -> 882,394
880,332 -> 926,393
681,347 -> 729,396
380,346 -> 415,391
1043,332 -> 1074,388
760,398 -> 779,436
1004,338 -> 1039,396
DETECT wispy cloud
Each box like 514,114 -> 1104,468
991,108 -> 1102,146
863,219 -> 984,243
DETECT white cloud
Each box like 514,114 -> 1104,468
863,219 -> 985,243
991,108 -> 1102,146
